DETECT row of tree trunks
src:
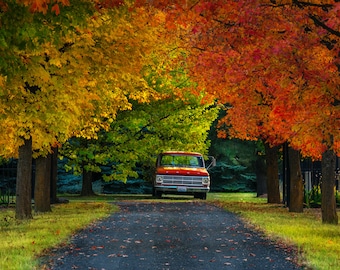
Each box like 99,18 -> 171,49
263,144 -> 305,212
263,142 -> 338,224
15,139 -> 59,219
15,138 -> 338,224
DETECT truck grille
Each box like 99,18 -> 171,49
162,175 -> 204,186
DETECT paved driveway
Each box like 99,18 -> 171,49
43,201 -> 304,270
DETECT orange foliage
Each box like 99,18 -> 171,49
16,0 -> 70,13
140,0 -> 340,158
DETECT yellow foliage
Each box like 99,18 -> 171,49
0,3 -> 190,157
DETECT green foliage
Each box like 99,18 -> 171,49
0,0 -> 94,79
59,52 -> 218,184
304,185 -> 340,208
102,178 -> 153,194
60,95 -> 218,183
208,114 -> 261,192
209,162 -> 256,192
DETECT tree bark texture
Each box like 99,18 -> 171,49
50,147 -> 58,204
34,155 -> 51,212
81,170 -> 95,196
264,143 -> 281,203
321,149 -> 338,224
288,147 -> 304,213
15,138 -> 33,220
255,154 -> 267,197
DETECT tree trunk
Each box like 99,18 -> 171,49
255,153 -> 267,197
321,149 -> 338,224
264,143 -> 281,203
81,169 -> 95,196
288,147 -> 304,213
50,147 -> 58,204
34,155 -> 51,212
15,138 -> 33,220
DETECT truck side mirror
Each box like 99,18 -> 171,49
206,156 -> 216,170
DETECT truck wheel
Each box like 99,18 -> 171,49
155,190 -> 162,199
194,193 -> 200,199
201,193 -> 207,200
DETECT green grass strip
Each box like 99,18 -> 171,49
0,201 -> 117,270
1,193 -> 339,270
208,193 -> 340,270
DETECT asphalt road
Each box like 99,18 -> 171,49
42,201 -> 304,270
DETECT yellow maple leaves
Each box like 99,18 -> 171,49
0,1 -> 192,158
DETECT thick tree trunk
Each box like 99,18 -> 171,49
15,138 -> 33,220
288,147 -> 304,213
321,149 -> 338,224
81,170 -> 95,196
34,155 -> 51,212
50,147 -> 58,204
264,143 -> 281,203
255,153 -> 267,197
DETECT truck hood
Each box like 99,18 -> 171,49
157,166 -> 209,176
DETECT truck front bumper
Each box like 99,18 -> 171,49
154,185 -> 210,194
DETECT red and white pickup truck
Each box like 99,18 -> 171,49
153,151 -> 215,200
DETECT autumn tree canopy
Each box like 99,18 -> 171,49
60,42 -> 218,185
134,0 -> 340,159
134,0 -> 340,223
0,1 -> 187,158
2,0 -> 339,223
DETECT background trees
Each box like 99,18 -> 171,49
136,0 -> 340,223
60,62 -> 218,195
0,1 -> 206,218
1,0 -> 339,224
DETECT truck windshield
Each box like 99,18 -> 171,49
160,154 -> 204,168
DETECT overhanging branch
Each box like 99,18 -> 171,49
309,14 -> 340,38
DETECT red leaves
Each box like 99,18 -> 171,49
51,4 -> 60,15
28,0 -> 48,14
17,0 -> 70,14
91,245 -> 104,250
165,0 -> 340,157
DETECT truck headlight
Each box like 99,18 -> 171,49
202,177 -> 210,185
156,175 -> 163,184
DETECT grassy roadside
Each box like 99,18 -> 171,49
207,193 -> 340,270
1,193 -> 339,269
0,200 -> 117,270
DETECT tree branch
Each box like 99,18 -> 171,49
309,14 -> 340,38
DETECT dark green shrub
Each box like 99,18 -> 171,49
305,185 -> 340,208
